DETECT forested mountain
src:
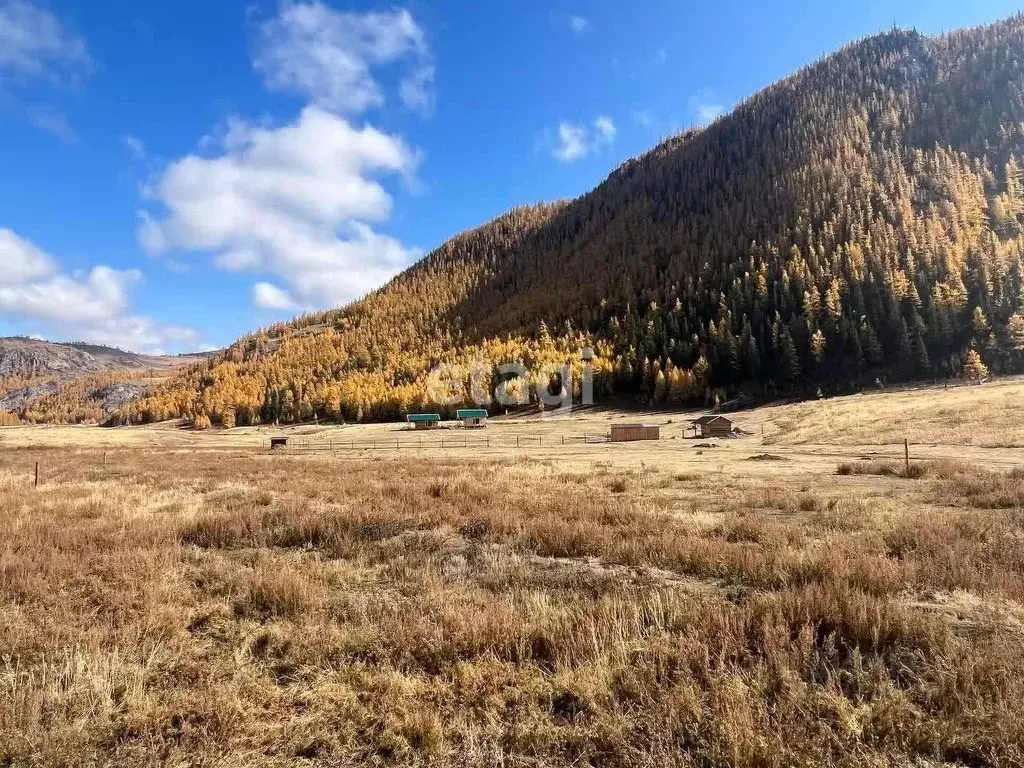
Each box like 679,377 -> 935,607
115,16 -> 1024,428
0,338 -> 212,425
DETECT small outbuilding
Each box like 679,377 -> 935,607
610,423 -> 661,442
270,437 -> 289,450
457,408 -> 488,428
690,415 -> 735,438
407,413 -> 441,430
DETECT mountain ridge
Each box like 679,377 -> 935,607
0,337 -> 215,423
15,15 -> 1024,427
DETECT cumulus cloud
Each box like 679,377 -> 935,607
552,115 -> 616,162
0,228 -> 200,354
252,282 -> 297,311
252,2 -> 432,114
137,4 -> 432,314
0,227 -> 52,282
139,106 -> 422,310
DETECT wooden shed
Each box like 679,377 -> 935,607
407,413 -> 441,430
690,415 -> 735,438
610,423 -> 660,442
457,408 -> 488,428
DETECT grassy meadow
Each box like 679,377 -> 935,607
1,423 -> 1024,766
761,377 -> 1024,448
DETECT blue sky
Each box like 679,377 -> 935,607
0,0 -> 1021,353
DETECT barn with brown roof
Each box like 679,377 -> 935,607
689,415 -> 736,438
609,423 -> 660,442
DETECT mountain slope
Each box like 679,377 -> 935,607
124,16 -> 1024,428
0,338 -> 212,424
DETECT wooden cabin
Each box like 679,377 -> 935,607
457,408 -> 488,428
407,413 -> 441,430
690,415 -> 735,438
610,423 -> 660,442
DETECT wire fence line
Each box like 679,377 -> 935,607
264,433 -> 612,453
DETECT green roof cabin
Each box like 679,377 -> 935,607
456,408 -> 489,428
407,413 -> 441,430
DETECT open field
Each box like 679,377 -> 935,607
761,377 -> 1024,449
2,376 -> 1022,472
1,380 -> 1024,765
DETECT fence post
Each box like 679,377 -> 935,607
561,435 -> 564,446
516,435 -> 519,448
904,438 -> 910,475
34,462 -> 39,488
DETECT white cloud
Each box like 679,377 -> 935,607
0,227 -> 53,282
689,91 -> 726,125
0,1 -> 90,138
252,282 -> 297,311
400,62 -> 435,114
0,0 -> 90,85
137,3 -> 434,315
121,133 -> 145,159
553,121 -> 588,162
26,104 -> 76,141
695,103 -> 724,123
135,210 -> 166,254
0,228 -> 200,354
594,115 -> 615,142
139,106 -> 422,310
569,15 -> 588,34
552,116 -> 616,163
631,109 -> 653,128
252,2 -> 432,115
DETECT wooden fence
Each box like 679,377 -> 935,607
264,433 -> 609,453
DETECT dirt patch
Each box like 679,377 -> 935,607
747,453 -> 789,462
525,553 -> 732,595
904,590 -> 1024,636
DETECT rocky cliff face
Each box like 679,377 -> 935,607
0,338 -> 216,423
0,338 -> 185,378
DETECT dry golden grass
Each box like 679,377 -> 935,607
0,446 -> 1023,766
763,376 -> 1024,447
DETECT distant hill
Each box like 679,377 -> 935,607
107,17 -> 1024,426
0,337 -> 214,424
